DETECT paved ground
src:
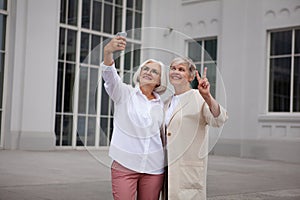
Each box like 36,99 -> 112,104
0,150 -> 300,200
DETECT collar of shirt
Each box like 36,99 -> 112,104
134,86 -> 161,102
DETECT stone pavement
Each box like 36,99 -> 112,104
0,150 -> 300,200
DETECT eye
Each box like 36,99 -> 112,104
170,66 -> 176,71
151,69 -> 159,75
179,67 -> 185,72
142,66 -> 149,71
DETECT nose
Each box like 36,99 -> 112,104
170,70 -> 179,74
145,69 -> 152,75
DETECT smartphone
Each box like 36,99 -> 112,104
116,32 -> 127,37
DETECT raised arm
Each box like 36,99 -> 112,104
196,67 -> 220,117
101,35 -> 127,103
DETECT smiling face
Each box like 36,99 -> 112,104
169,64 -> 194,87
139,62 -> 161,88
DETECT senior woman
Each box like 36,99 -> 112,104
101,35 -> 168,200
163,57 -> 228,199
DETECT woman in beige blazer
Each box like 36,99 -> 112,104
163,57 -> 228,199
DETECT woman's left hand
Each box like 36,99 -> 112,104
196,67 -> 210,97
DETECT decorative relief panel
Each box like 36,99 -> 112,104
289,126 -> 300,137
260,125 -> 272,137
183,19 -> 218,34
273,126 -> 286,137
259,124 -> 300,138
264,5 -> 300,20
258,115 -> 300,138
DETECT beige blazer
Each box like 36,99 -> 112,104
163,89 -> 228,200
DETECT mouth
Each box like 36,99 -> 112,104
170,75 -> 181,80
142,75 -> 153,80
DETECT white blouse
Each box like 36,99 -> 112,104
165,90 -> 193,126
101,62 -> 164,174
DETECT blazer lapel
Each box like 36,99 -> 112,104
169,90 -> 194,124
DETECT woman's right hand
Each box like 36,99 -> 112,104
104,36 -> 126,54
103,36 -> 126,66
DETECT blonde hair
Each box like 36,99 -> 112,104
170,57 -> 197,80
133,59 -> 167,95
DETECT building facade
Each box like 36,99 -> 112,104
1,0 -> 300,163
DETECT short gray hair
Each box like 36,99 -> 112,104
170,57 -> 197,80
133,59 -> 167,95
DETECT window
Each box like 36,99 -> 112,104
187,38 -> 217,98
55,0 -> 143,147
268,28 -> 300,112
0,0 -> 8,146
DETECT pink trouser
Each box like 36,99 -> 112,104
111,161 -> 164,200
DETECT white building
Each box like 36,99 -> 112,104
1,0 -> 300,163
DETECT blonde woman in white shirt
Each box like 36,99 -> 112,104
101,35 -> 167,200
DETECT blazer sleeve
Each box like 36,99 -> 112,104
203,102 -> 228,127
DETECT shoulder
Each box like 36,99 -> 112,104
188,90 -> 206,110
190,89 -> 204,101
